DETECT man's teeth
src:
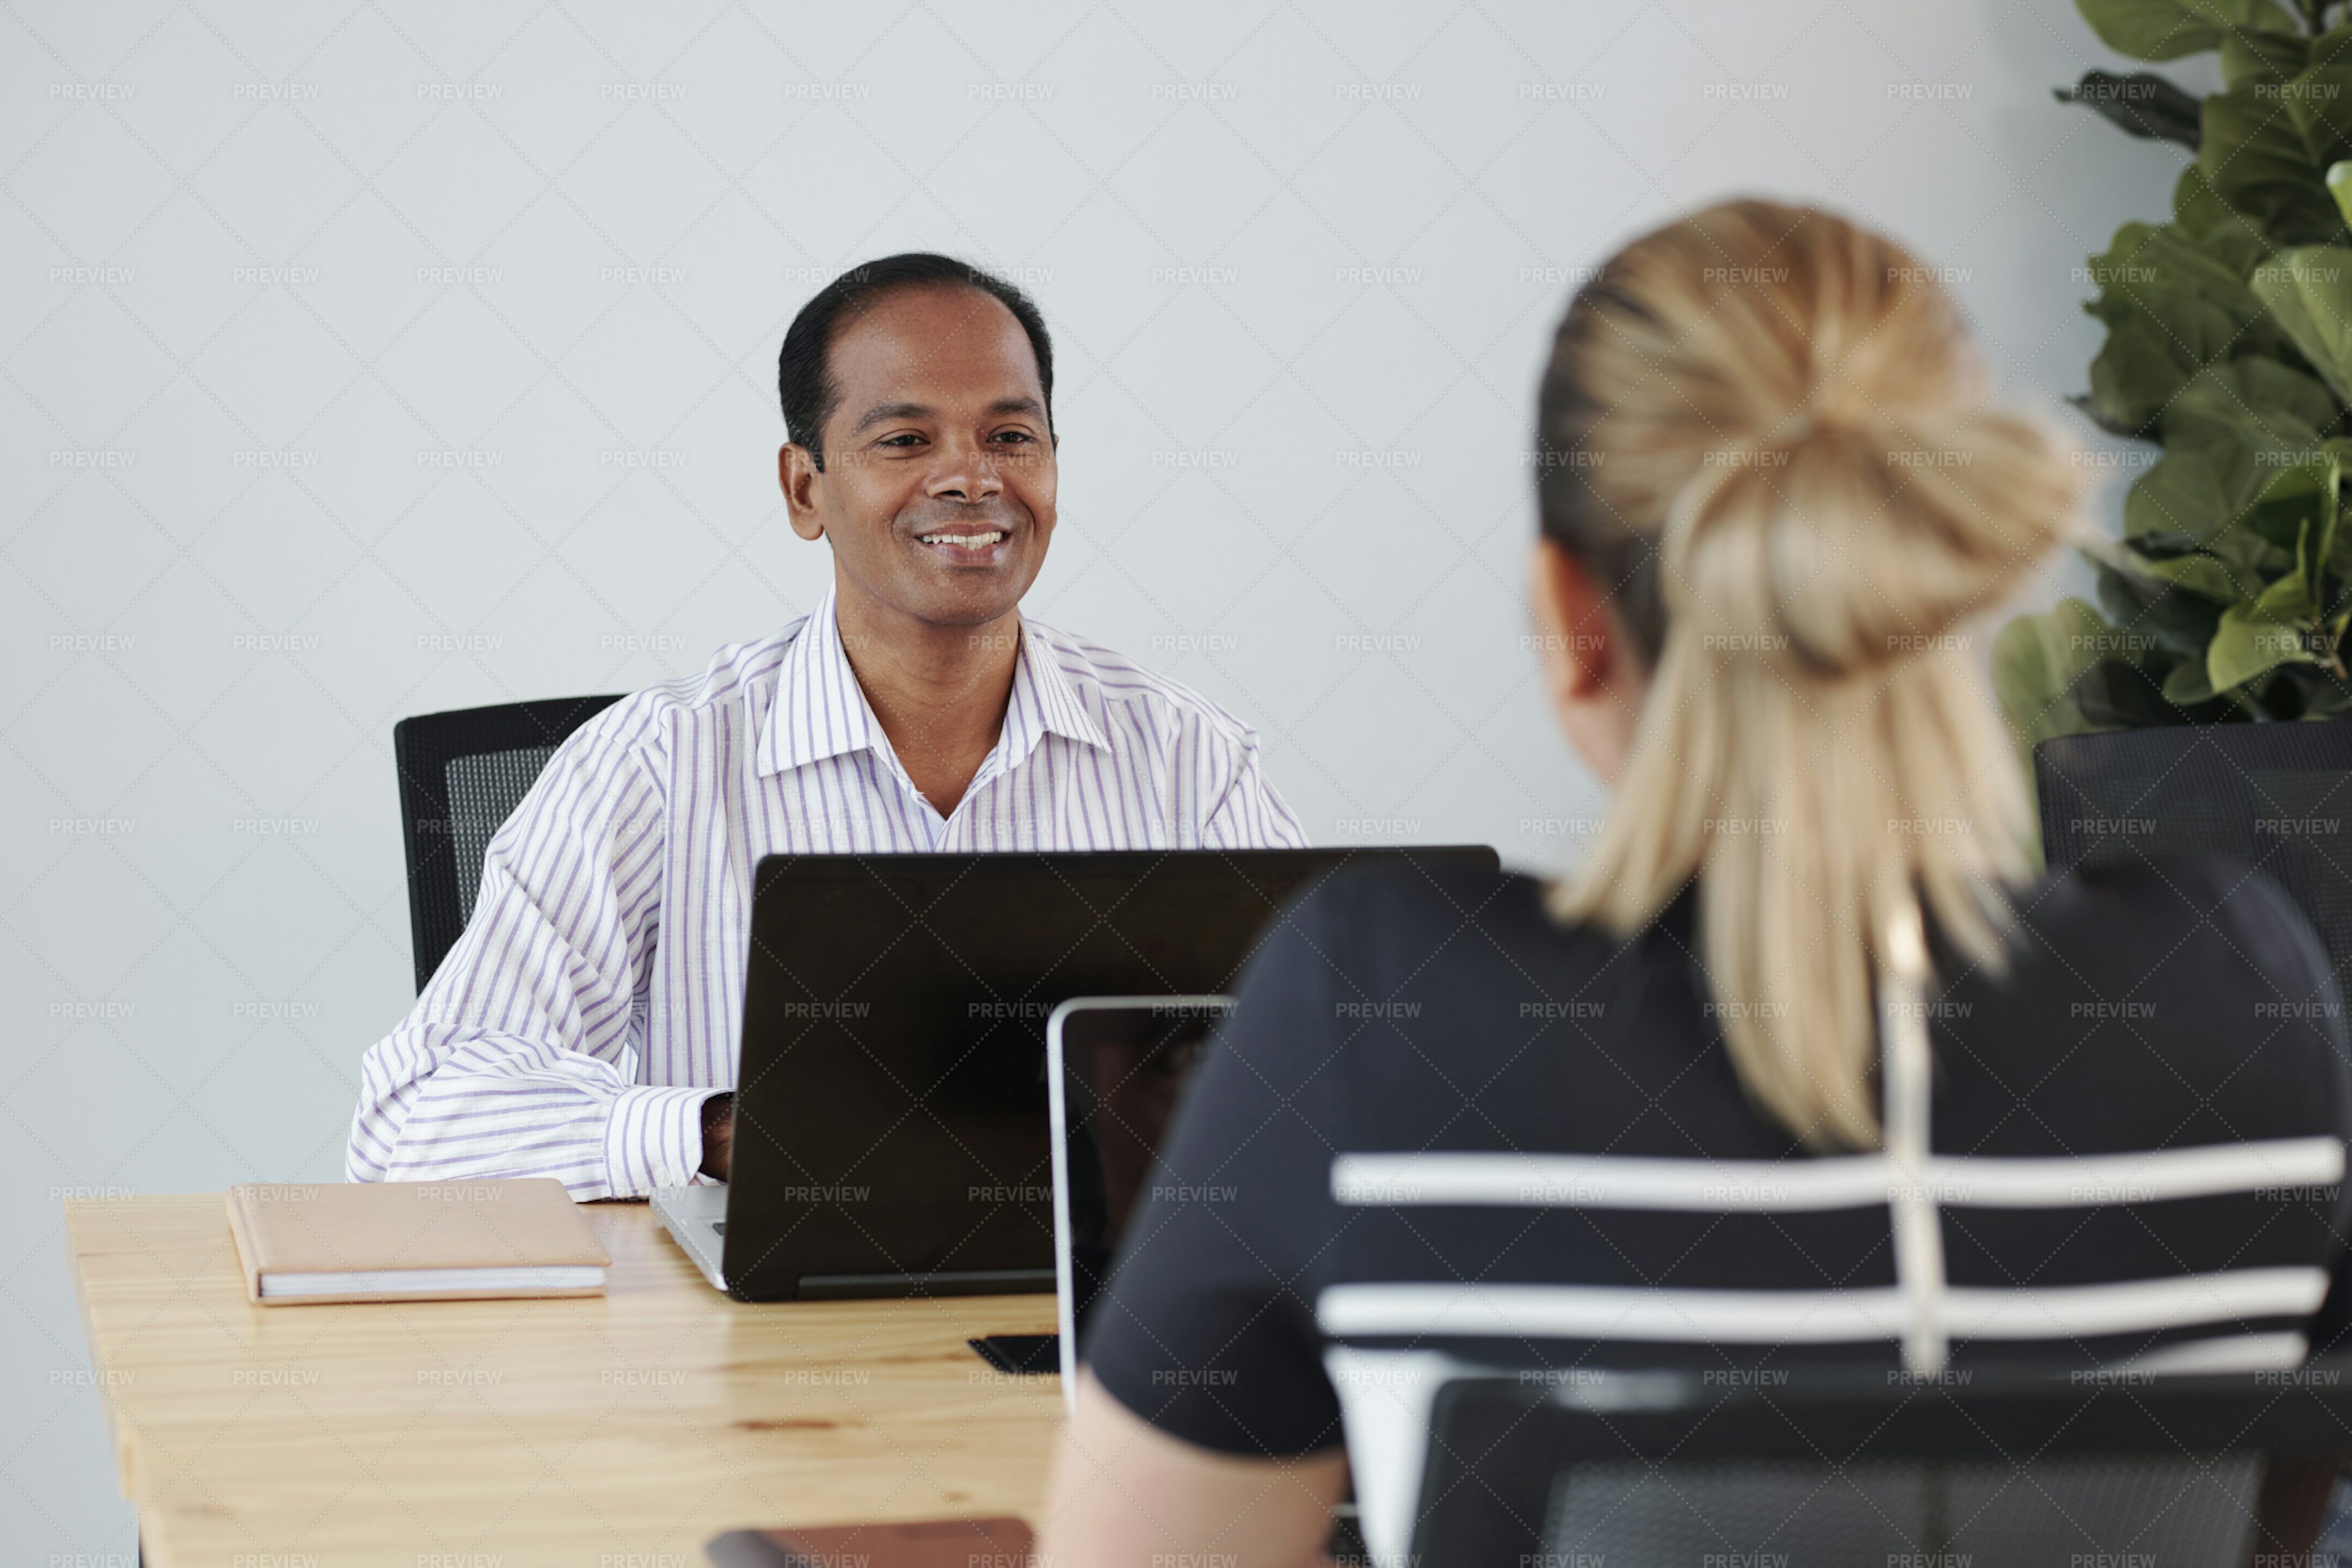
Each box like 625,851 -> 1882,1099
919,531 -> 1005,546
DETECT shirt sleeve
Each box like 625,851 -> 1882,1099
346,701 -> 715,1201
1084,879 -> 1348,1456
1200,727 -> 1310,850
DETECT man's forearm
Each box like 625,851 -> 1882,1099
350,1019 -> 715,1199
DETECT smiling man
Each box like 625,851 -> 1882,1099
348,254 -> 1305,1199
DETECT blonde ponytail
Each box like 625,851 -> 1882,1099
1538,202 -> 2082,1149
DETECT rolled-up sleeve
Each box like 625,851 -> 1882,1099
347,704 -> 712,1200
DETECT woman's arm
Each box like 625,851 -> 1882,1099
1039,1371 -> 1349,1568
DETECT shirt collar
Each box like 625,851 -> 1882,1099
997,615 -> 1112,768
758,587 -> 1110,778
760,586 -> 881,777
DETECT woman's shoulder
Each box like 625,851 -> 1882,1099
1937,853 -> 2348,1147
1270,858 -> 1708,1093
1292,854 -> 1610,927
1290,850 -> 2335,1009
2007,852 -> 2332,990
1285,857 -> 1633,975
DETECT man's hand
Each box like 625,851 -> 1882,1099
698,1091 -> 734,1181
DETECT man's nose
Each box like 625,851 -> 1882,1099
925,436 -> 1004,502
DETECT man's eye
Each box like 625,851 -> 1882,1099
878,433 -> 923,448
992,429 -> 1038,444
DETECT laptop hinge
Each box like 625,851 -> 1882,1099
795,1268 -> 1056,1300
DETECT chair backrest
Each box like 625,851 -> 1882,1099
392,695 -> 624,993
1409,1368 -> 2352,1568
2035,719 -> 2352,994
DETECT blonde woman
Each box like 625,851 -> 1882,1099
1039,201 -> 2352,1567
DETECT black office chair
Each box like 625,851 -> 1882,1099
393,695 -> 625,993
1408,1368 -> 2352,1568
2035,719 -> 2352,988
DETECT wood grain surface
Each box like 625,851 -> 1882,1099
64,1193 -> 1063,1568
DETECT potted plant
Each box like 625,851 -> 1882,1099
1994,0 -> 2352,742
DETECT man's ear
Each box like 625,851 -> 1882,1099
780,443 -> 826,541
1529,538 -> 1616,699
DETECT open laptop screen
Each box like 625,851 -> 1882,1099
725,847 -> 1497,1302
1049,995 -> 1235,1392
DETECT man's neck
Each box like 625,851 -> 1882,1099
830,575 -> 1022,819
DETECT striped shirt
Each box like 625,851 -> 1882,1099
347,589 -> 1307,1200
1085,857 -> 2352,1568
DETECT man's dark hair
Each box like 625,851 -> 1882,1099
777,254 -> 1054,470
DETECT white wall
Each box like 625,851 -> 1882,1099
1,0 -> 2182,1551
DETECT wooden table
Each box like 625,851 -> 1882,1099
64,1194 -> 1065,1568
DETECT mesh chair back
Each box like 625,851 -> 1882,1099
393,695 -> 624,993
2035,720 -> 2352,993
1409,1370 -> 2351,1568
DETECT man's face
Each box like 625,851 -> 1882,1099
782,284 -> 1056,628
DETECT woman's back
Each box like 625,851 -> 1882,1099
1040,198 -> 2352,1568
1084,856 -> 2352,1554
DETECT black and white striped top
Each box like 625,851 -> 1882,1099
1085,856 -> 2352,1566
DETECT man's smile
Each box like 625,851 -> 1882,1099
910,520 -> 1016,563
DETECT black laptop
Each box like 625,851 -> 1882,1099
651,845 -> 1497,1301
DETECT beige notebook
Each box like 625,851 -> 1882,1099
224,1179 -> 611,1306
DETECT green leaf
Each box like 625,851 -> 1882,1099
2078,219 -> 2315,431
1993,598 -> 2117,743
2095,555 -> 2232,660
2177,164 -> 2258,239
2210,598 -> 2319,689
2127,443 -> 2275,558
2251,246 -> 2352,399
2057,70 -> 2205,146
2122,380 -> 2318,570
2288,451 -> 2340,590
2131,549 -> 2255,597
2087,310 -> 2224,431
2223,28 -> 2309,88
2164,657 -> 2220,701
2258,442 -> 2352,620
2089,221 -> 2274,328
2107,221 -> 2267,310
2284,60 -> 2352,169
2186,356 -> 2340,430
2258,566 -> 2320,617
2331,159 -> 2352,228
2098,552 -> 2220,658
2176,165 -> 2234,234
2174,165 -> 2275,274
2204,89 -> 2344,246
2079,0 -> 2297,61
2244,453 -> 2339,556
2125,444 -> 2230,540
2165,361 -> 2328,443
2314,439 -> 2352,578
